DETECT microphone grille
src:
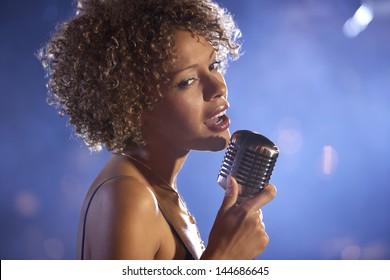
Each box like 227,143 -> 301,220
217,130 -> 279,198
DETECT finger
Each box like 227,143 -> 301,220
242,184 -> 277,211
220,176 -> 239,211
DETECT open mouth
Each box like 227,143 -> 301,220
204,108 -> 230,132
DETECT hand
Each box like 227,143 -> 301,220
201,176 -> 277,260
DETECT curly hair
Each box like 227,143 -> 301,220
38,0 -> 241,152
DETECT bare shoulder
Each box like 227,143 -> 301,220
85,176 -> 161,259
94,176 -> 158,212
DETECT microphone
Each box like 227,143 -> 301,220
217,130 -> 279,201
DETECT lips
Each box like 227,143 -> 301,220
204,105 -> 230,132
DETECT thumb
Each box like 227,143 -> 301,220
220,176 -> 239,211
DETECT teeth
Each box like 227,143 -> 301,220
205,110 -> 226,127
211,110 -> 226,120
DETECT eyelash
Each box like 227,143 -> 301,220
175,60 -> 222,90
209,60 -> 222,72
176,77 -> 198,89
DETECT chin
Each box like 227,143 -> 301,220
200,130 -> 231,152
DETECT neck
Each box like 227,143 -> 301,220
122,143 -> 190,189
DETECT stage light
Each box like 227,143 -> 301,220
343,3 -> 374,38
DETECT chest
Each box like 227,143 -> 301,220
154,212 -> 190,260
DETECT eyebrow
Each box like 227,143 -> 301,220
171,50 -> 215,74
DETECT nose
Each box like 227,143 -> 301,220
203,73 -> 227,101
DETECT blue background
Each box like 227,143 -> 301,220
1,0 -> 389,260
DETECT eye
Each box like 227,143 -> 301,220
209,60 -> 222,72
176,77 -> 198,90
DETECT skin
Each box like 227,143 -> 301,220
76,30 -> 277,260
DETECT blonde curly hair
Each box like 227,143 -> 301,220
38,0 -> 241,152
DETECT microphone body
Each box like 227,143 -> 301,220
217,130 -> 279,200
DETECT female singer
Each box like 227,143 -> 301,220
38,0 -> 277,259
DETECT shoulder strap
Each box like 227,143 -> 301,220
80,175 -> 124,260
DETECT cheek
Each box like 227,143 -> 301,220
146,97 -> 203,135
168,99 -> 203,130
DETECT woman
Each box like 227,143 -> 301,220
38,0 -> 277,259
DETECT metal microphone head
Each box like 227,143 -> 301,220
217,130 -> 279,200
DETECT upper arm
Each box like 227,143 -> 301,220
85,177 -> 161,259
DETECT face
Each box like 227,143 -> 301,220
142,30 -> 231,153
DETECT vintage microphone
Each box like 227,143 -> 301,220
217,130 -> 279,201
